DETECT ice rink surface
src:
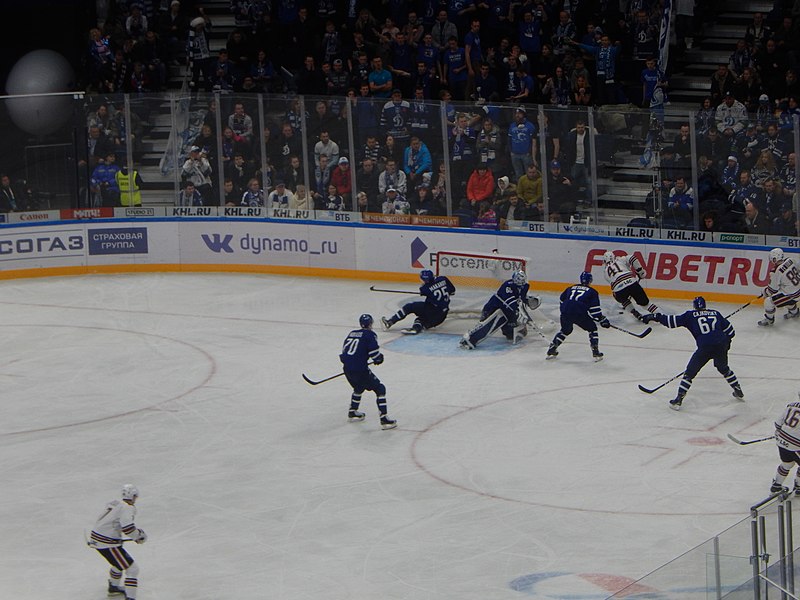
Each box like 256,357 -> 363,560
0,272 -> 796,600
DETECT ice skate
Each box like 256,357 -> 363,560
459,337 -> 474,350
348,410 -> 365,422
107,583 -> 125,595
794,481 -> 800,496
380,416 -> 397,430
401,322 -> 423,335
381,316 -> 392,330
546,344 -> 559,359
785,308 -> 799,320
731,385 -> 744,400
758,316 -> 775,326
591,347 -> 604,362
630,308 -> 644,321
771,481 -> 787,494
669,396 -> 683,411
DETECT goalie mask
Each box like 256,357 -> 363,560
512,270 -> 527,287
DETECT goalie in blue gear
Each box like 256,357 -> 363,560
381,270 -> 456,334
546,271 -> 610,361
460,270 -> 535,349
340,314 -> 396,429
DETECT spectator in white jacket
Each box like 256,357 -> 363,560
716,92 -> 748,138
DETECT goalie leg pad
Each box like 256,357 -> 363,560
464,309 -> 507,348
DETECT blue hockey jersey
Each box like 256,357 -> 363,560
482,279 -> 530,321
559,284 -> 604,320
421,276 -> 456,313
340,328 -> 383,372
654,309 -> 734,347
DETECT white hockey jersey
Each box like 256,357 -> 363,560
776,401 -> 800,452
603,254 -> 646,293
89,499 -> 138,548
765,257 -> 800,298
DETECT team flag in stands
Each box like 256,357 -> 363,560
656,0 -> 671,83
641,0 -> 672,167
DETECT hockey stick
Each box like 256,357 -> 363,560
302,371 -> 346,385
638,370 -> 685,394
302,362 -> 373,386
608,323 -> 652,338
725,293 -> 765,319
84,530 -> 135,547
369,286 -> 418,294
727,433 -> 774,445
637,295 -> 765,394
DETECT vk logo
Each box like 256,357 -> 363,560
411,237 -> 427,268
202,233 -> 234,253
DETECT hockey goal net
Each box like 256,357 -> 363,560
435,250 -> 529,315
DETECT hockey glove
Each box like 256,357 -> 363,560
641,313 -> 657,324
526,296 -> 541,311
599,317 -> 611,328
372,354 -> 384,366
134,528 -> 147,544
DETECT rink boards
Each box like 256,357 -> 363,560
0,217 -> 789,302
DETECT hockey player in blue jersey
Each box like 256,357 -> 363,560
381,270 -> 456,334
546,271 -> 610,361
642,296 -> 743,411
340,314 -> 396,429
460,270 -> 534,349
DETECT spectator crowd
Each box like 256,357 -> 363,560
74,0 -> 797,235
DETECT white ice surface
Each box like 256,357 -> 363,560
0,273 -> 795,600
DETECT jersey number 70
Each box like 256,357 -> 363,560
342,337 -> 360,356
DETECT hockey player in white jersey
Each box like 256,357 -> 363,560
601,250 -> 659,321
770,391 -> 800,494
758,247 -> 800,326
88,484 -> 147,598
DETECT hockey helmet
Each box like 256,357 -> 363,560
769,247 -> 785,265
602,250 -> 616,265
359,314 -> 374,328
579,271 -> 593,285
420,269 -> 434,283
512,270 -> 527,286
693,296 -> 706,310
121,484 -> 139,502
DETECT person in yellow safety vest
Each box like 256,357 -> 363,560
115,166 -> 143,207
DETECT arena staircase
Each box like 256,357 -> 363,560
135,0 -> 770,223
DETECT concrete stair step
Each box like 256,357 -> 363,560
684,48 -> 731,64
682,63 -> 718,76
701,38 -> 740,51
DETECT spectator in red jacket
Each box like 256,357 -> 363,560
330,156 -> 353,208
466,162 -> 495,206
